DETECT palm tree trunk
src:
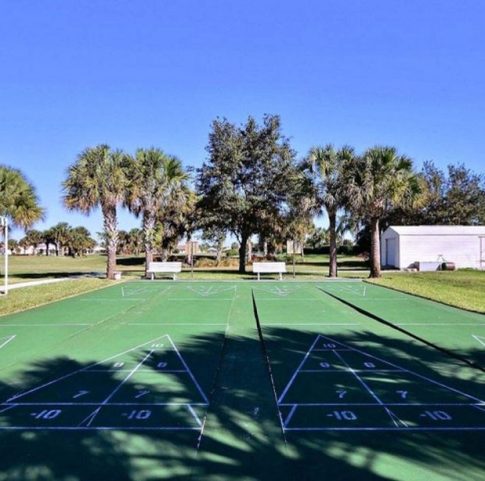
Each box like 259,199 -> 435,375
328,209 -> 338,278
143,212 -> 156,278
102,205 -> 118,280
369,217 -> 381,278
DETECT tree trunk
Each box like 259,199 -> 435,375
215,237 -> 224,264
328,209 -> 338,278
238,234 -> 248,273
369,217 -> 381,278
103,205 -> 118,280
143,212 -> 156,278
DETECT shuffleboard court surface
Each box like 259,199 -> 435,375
0,281 -> 234,480
319,281 -> 485,368
253,282 -> 485,481
1,280 -> 485,480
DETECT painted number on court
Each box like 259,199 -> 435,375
329,410 -> 357,421
32,409 -> 62,420
127,409 -> 152,420
421,410 -> 452,421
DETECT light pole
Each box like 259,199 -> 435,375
0,216 -> 8,295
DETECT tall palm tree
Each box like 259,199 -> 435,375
0,165 -> 44,229
307,145 -> 355,277
343,146 -> 422,278
63,145 -> 128,279
125,148 -> 189,276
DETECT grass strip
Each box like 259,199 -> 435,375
0,278 -> 115,317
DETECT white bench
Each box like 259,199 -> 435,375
252,262 -> 287,281
147,262 -> 182,280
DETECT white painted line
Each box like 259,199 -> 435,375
317,335 -> 485,404
472,335 -> 485,347
81,349 -> 156,427
166,335 -> 209,404
0,335 -> 16,350
333,349 -> 406,428
0,426 -> 202,431
284,405 -> 298,428
186,404 -> 202,427
277,335 -> 321,404
1,402 -> 208,407
284,427 -> 485,432
5,334 -> 172,402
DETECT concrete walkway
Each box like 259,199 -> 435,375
4,277 -> 72,291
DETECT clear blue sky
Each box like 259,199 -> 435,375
1,0 -> 484,240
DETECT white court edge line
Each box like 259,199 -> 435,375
166,335 -> 209,404
279,402 -> 485,407
0,324 -> 91,327
262,323 -> 361,326
0,426 -> 202,431
284,427 -> 485,432
187,404 -> 202,426
0,335 -> 16,349
5,334 -> 172,402
473,335 -> 485,347
283,405 -> 297,428
1,402 -> 208,407
277,335 -> 321,404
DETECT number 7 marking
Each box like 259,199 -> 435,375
73,390 -> 89,399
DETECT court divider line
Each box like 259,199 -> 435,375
195,287 -> 237,450
316,287 -> 485,374
251,289 -> 288,444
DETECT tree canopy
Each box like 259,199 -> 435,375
0,165 -> 44,229
196,114 -> 301,272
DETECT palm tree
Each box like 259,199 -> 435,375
307,145 -> 355,277
63,145 -> 128,279
48,222 -> 71,256
19,229 -> 44,254
0,165 -> 44,229
343,146 -> 422,278
125,148 -> 189,276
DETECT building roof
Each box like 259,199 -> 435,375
386,225 -> 485,236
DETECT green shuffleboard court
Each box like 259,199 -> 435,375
0,280 -> 484,481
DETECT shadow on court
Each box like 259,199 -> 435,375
0,331 -> 484,481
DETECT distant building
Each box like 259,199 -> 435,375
381,225 -> 485,270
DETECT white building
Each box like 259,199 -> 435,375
381,226 -> 485,270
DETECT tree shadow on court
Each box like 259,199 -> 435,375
0,330 -> 484,481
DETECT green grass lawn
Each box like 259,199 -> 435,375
369,270 -> 485,313
0,278 -> 114,316
4,255 -> 485,314
5,254 -> 370,284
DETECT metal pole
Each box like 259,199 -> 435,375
292,239 -> 296,279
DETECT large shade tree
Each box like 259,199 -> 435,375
0,165 -> 44,229
196,115 -> 300,273
343,146 -> 422,278
125,148 -> 189,276
63,145 -> 128,279
306,145 -> 355,277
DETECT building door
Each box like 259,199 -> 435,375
386,238 -> 397,267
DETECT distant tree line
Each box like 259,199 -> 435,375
1,114 -> 484,278
17,223 -> 95,257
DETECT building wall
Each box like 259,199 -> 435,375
398,235 -> 483,269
